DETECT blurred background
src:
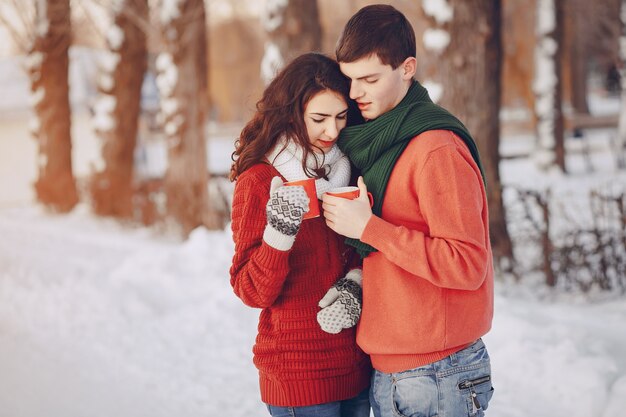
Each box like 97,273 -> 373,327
0,1 -> 626,416
2,0 -> 623,287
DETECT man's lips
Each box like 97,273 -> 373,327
357,102 -> 370,110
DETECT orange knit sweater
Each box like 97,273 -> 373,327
229,163 -> 371,407
358,130 -> 494,373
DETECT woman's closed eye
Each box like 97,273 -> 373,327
311,113 -> 347,124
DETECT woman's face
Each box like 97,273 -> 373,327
303,90 -> 348,153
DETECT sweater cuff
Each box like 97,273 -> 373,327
361,215 -> 394,252
263,224 -> 296,251
345,268 -> 362,286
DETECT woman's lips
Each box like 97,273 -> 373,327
318,139 -> 335,147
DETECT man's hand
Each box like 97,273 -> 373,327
322,176 -> 372,239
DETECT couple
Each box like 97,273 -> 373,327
229,5 -> 495,417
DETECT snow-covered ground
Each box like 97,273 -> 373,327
1,51 -> 626,416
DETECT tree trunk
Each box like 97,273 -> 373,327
423,0 -> 515,272
561,0 -> 590,115
616,0 -> 626,168
533,0 -> 566,172
30,0 -> 78,212
158,0 -> 220,235
89,0 -> 148,219
501,0 -> 537,122
261,0 -> 322,84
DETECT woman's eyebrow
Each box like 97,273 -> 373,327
309,108 -> 349,117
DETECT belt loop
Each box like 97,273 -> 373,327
450,351 -> 458,367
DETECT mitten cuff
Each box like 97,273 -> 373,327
263,224 -> 296,251
345,269 -> 362,286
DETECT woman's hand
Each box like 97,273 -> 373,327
263,176 -> 310,251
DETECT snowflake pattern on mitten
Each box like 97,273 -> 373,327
266,184 -> 309,237
317,278 -> 362,334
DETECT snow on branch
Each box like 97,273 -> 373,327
423,28 -> 450,53
422,0 -> 453,24
160,0 -> 184,25
262,0 -> 288,32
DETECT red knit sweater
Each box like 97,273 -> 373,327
229,163 -> 371,407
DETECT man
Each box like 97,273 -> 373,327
320,4 -> 495,417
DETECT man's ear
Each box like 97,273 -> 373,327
401,57 -> 417,80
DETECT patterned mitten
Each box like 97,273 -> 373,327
263,176 -> 310,251
317,269 -> 362,334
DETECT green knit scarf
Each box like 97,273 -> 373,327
337,80 -> 486,258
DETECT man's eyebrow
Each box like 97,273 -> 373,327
355,73 -> 379,80
309,108 -> 349,117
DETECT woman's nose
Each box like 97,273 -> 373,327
325,120 -> 339,139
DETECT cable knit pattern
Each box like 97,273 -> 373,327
230,163 -> 371,407
267,137 -> 351,198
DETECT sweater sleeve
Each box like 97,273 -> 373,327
360,141 -> 490,290
229,169 -> 291,308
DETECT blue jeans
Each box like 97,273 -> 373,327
370,339 -> 494,417
266,388 -> 370,417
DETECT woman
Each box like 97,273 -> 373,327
229,53 -> 371,417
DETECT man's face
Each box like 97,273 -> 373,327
339,54 -> 413,120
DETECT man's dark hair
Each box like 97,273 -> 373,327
335,4 -> 416,69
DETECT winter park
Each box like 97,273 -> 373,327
1,0 -> 626,416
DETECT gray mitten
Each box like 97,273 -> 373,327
263,176 -> 310,251
317,269 -> 362,334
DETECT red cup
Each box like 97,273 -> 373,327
326,186 -> 374,207
284,178 -> 320,219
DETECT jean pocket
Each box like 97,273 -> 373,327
458,374 -> 494,416
392,374 -> 438,417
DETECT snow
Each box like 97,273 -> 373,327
422,79 -> 443,103
30,86 -> 45,107
422,28 -> 450,53
93,94 -> 117,132
112,0 -> 126,14
261,41 -> 283,85
98,72 -> 114,92
533,0 -> 559,169
160,0 -> 183,25
100,50 -> 121,74
25,51 -> 44,71
421,0 -> 454,24
106,25 -> 125,51
156,52 -> 177,97
161,97 -> 179,118
262,0 -> 288,32
536,0 -> 556,35
1,52 -> 626,417
164,115 -> 183,137
35,0 -> 49,37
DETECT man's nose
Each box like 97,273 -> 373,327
350,82 -> 362,100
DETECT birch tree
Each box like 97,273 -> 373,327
89,0 -> 148,219
157,0 -> 220,234
616,0 -> 626,168
563,0 -> 590,114
0,0 -> 79,212
418,0 -> 515,271
260,0 -> 322,84
533,0 -> 566,172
